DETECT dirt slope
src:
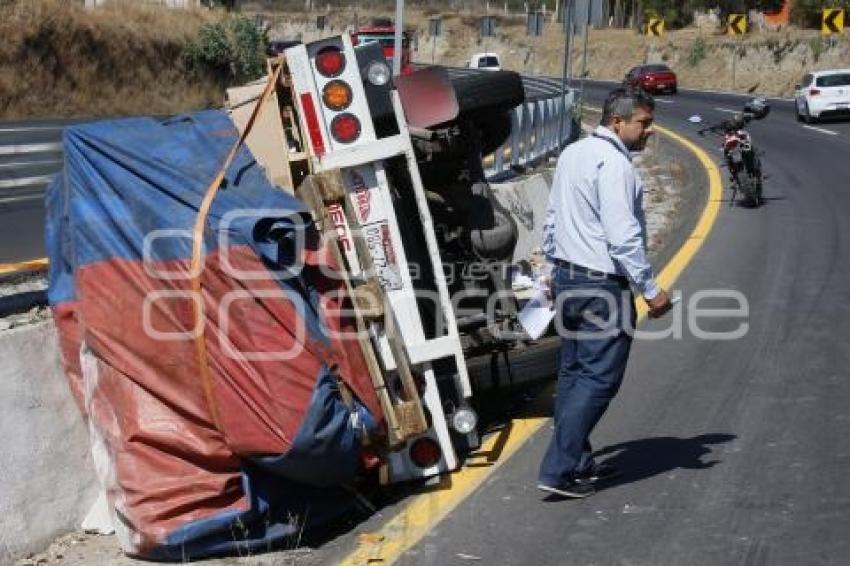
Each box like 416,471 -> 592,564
2,2 -> 848,120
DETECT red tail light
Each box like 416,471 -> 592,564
809,88 -> 821,96
316,46 -> 345,77
299,93 -> 325,156
330,113 -> 361,143
409,437 -> 441,468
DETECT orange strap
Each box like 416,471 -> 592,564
190,64 -> 284,431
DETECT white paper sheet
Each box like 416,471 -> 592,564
518,289 -> 556,340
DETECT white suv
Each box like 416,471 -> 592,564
795,68 -> 850,123
467,52 -> 502,72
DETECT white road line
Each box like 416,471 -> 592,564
0,174 -> 53,189
654,98 -> 675,104
0,125 -> 63,133
714,107 -> 739,114
0,193 -> 44,205
801,125 -> 839,136
0,159 -> 61,169
0,142 -> 63,156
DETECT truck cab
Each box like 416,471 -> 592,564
352,23 -> 413,75
258,35 -> 525,483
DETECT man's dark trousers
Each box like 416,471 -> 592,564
538,263 -> 636,486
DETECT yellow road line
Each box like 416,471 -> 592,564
339,123 -> 723,566
636,123 -> 723,319
0,258 -> 48,276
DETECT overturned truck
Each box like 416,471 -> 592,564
47,35 -> 529,559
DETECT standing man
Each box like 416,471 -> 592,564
537,87 -> 672,498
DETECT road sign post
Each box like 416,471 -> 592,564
527,11 -> 544,37
429,16 -> 441,64
481,15 -> 496,37
481,13 -> 495,57
726,14 -> 746,90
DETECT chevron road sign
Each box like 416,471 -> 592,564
822,8 -> 844,35
647,18 -> 665,37
727,13 -> 747,35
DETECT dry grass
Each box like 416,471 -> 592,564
3,1 -> 848,119
261,6 -> 847,98
0,0 -> 226,119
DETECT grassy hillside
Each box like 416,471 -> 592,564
0,0 -> 225,119
2,1 -> 848,120
262,4 -> 848,97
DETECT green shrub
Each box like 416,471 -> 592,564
688,36 -> 706,67
810,36 -> 825,63
183,16 -> 266,85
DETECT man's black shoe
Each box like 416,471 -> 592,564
537,479 -> 595,499
576,462 -> 621,483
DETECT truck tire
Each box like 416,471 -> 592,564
465,336 -> 560,393
450,71 -> 525,117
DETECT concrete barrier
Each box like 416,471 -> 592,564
0,320 -> 97,563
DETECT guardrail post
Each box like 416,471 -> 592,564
521,102 -> 534,165
510,107 -> 521,168
533,100 -> 545,159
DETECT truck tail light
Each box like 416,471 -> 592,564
409,437 -> 441,468
299,93 -> 326,156
322,80 -> 353,111
330,113 -> 361,143
809,88 -> 821,96
316,46 -> 345,77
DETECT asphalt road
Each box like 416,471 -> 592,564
7,78 -> 850,564
0,73 -> 566,265
383,85 -> 850,565
0,119 -> 88,264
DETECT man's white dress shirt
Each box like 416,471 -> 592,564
543,125 -> 660,299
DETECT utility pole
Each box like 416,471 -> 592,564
559,0 -> 575,148
393,0 -> 404,76
578,0 -> 591,124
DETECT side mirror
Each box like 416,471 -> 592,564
794,84 -> 801,90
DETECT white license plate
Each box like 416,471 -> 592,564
364,222 -> 403,290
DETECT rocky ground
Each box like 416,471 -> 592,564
0,272 -> 49,332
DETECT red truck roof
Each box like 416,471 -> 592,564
357,26 -> 395,33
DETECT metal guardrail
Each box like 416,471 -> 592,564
0,72 -> 573,205
412,66 -> 576,179
486,88 -> 576,179
0,123 -> 66,205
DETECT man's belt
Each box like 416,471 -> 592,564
550,257 -> 628,283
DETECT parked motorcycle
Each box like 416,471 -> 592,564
695,98 -> 769,207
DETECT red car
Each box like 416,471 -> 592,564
624,64 -> 678,94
